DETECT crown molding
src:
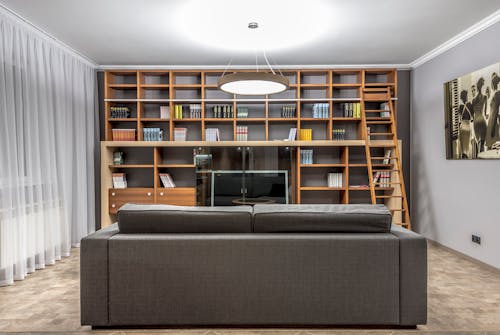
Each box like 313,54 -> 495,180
98,64 -> 412,71
0,4 -> 98,68
410,9 -> 500,68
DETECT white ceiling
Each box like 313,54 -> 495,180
1,0 -> 500,66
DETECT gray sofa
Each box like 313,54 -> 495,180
81,204 -> 426,327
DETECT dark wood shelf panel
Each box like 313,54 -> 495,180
300,186 -> 346,191
157,164 -> 196,168
141,118 -> 170,122
109,164 -> 154,169
300,163 -> 346,168
108,118 -> 138,122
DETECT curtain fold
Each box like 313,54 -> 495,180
0,9 -> 96,286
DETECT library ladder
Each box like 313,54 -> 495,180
362,87 -> 411,229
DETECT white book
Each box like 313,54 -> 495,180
288,128 -> 297,141
160,106 -> 170,119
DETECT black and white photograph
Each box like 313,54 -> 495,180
444,62 -> 500,159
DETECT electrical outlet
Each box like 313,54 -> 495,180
472,234 -> 481,245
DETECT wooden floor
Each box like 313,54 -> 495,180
1,243 -> 500,335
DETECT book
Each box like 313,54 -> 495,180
159,173 -> 176,188
383,149 -> 392,164
328,173 -> 343,188
288,128 -> 297,141
300,149 -> 313,164
174,127 -> 187,141
110,106 -> 130,119
160,106 -> 170,119
112,173 -> 127,189
143,128 -> 163,141
205,128 -> 220,141
112,129 -> 136,141
236,126 -> 248,141
299,129 -> 312,141
189,104 -> 201,118
237,107 -> 249,118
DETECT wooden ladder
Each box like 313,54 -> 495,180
362,87 -> 411,229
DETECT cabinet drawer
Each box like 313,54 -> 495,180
157,188 -> 196,206
109,188 -> 155,214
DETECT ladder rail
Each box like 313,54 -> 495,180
362,85 -> 411,229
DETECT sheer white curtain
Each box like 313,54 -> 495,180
0,9 -> 96,286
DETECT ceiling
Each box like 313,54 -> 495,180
1,0 -> 500,66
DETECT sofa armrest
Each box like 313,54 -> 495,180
80,224 -> 120,326
390,224 -> 427,326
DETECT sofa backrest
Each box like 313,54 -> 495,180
118,204 -> 253,233
252,204 -> 392,233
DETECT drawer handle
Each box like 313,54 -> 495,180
147,192 -> 152,196
111,192 -> 116,196
160,192 -> 164,196
111,204 -> 116,208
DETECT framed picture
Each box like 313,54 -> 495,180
444,62 -> 500,159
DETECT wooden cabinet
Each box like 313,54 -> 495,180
108,188 -> 155,214
156,188 -> 196,206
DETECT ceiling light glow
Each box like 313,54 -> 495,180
175,0 -> 333,52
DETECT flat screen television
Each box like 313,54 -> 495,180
211,170 -> 288,206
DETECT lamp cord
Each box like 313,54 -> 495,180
221,58 -> 233,77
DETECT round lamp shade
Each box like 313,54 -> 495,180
218,72 -> 289,95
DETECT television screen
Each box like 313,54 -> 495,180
212,170 -> 288,206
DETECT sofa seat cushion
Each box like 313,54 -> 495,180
253,204 -> 391,233
118,204 -> 253,233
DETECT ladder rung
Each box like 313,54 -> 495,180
372,169 -> 399,172
365,110 -> 389,113
363,88 -> 390,92
369,133 -> 394,136
372,164 -> 394,167
375,187 -> 394,191
390,209 -> 407,212
372,156 -> 399,160
376,195 -> 404,198
370,144 -> 396,148
366,121 -> 392,125
374,182 -> 401,185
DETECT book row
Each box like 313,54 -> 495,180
300,149 -> 314,164
328,173 -> 343,188
112,129 -> 136,141
340,103 -> 361,118
332,128 -> 346,141
143,128 -> 164,141
236,126 -> 248,141
174,104 -> 202,119
312,103 -> 330,118
110,107 -> 131,119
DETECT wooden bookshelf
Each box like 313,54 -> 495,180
102,68 -> 410,229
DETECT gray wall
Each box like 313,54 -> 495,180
411,22 -> 500,269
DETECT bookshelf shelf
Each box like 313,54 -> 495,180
300,187 -> 346,191
102,68 -> 409,229
109,118 -> 138,122
204,118 -> 234,122
300,164 -> 346,168
172,118 -> 203,122
141,118 -> 170,122
332,117 -> 361,121
109,164 -> 154,168
157,164 -> 196,168
108,84 -> 137,89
